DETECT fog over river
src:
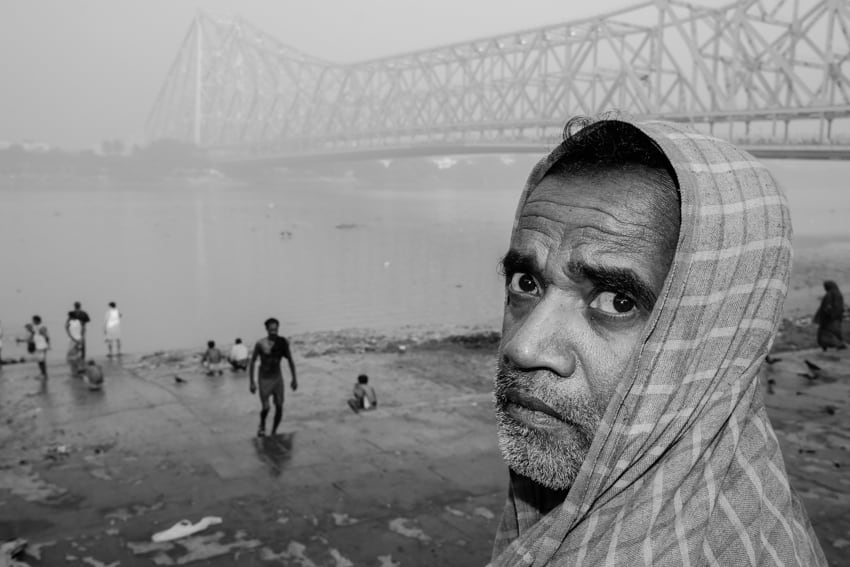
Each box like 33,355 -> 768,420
1,156 -> 848,355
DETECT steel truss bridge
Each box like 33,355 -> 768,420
147,0 -> 850,163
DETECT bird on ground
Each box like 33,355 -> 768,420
799,360 -> 823,382
765,355 -> 782,365
174,375 -> 186,384
797,371 -> 818,383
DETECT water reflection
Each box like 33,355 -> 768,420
67,374 -> 105,407
1,160 -> 845,354
252,432 -> 294,477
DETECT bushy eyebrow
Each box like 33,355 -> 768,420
568,260 -> 658,312
499,250 -> 660,312
499,250 -> 540,278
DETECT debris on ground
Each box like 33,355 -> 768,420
1,538 -> 28,567
151,516 -> 223,543
44,445 -> 71,461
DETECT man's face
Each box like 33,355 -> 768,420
495,169 -> 676,490
266,322 -> 279,337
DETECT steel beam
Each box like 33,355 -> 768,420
146,1 -> 850,154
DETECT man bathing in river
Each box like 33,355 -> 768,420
249,318 -> 297,438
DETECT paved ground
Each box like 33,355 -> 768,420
0,343 -> 507,566
1,336 -> 848,566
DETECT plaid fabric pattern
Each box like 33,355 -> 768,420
492,121 -> 826,566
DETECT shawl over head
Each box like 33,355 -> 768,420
820,281 -> 845,319
492,120 -> 826,566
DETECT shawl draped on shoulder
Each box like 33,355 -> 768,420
491,120 -> 826,566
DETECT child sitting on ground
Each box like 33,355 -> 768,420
201,340 -> 225,376
348,373 -> 377,413
84,360 -> 105,391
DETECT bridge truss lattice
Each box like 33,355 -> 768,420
147,0 -> 850,155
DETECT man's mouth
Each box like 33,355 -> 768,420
504,389 -> 564,423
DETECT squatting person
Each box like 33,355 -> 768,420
490,116 -> 825,565
228,338 -> 250,371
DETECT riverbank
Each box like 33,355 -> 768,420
0,323 -> 848,566
0,325 -> 505,567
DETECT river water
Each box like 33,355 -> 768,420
1,156 -> 848,355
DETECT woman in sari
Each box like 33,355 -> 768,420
813,280 -> 846,351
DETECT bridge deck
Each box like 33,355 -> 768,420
211,144 -> 850,169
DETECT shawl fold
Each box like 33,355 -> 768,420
492,120 -> 826,566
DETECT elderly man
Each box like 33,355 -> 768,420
491,117 -> 825,565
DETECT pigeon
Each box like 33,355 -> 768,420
797,372 -> 818,383
798,360 -> 823,382
174,375 -> 187,384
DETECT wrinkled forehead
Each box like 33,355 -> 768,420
512,169 -> 680,296
514,169 -> 674,242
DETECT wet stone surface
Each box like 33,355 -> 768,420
0,335 -> 505,566
1,327 -> 848,565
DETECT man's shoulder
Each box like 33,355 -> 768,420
274,336 -> 291,353
70,310 -> 91,323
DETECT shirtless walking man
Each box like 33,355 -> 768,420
249,318 -> 297,437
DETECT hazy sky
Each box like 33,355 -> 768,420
2,0 -> 729,149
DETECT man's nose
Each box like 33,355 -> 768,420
501,294 -> 578,378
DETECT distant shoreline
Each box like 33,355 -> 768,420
0,310 -> 828,370
105,314 -> 825,374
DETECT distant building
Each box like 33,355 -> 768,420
20,140 -> 51,153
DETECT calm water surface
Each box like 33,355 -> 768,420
1,157 -> 848,355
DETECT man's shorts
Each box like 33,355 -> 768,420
258,377 -> 284,406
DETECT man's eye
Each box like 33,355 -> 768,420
590,291 -> 636,316
508,272 -> 539,294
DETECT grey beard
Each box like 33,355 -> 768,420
494,359 -> 606,490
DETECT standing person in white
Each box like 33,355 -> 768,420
104,302 -> 122,358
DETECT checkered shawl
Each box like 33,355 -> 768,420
491,120 -> 826,566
